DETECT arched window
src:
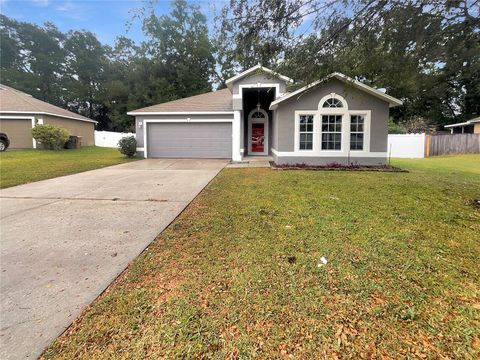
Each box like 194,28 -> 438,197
249,109 -> 267,120
322,97 -> 343,108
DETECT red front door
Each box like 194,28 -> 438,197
251,123 -> 265,153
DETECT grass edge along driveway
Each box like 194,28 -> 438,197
43,154 -> 480,359
0,147 -> 138,189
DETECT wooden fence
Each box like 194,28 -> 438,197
426,134 -> 480,156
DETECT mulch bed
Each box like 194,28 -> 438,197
271,162 -> 408,172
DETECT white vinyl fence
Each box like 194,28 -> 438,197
95,130 -> 136,148
387,133 -> 425,158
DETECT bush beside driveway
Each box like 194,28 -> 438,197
43,155 -> 480,359
0,147 -> 138,189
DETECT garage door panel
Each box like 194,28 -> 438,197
147,123 -> 232,158
0,119 -> 33,149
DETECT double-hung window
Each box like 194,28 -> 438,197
321,115 -> 342,150
350,115 -> 364,150
299,115 -> 314,150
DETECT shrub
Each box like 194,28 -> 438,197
118,136 -> 136,157
388,118 -> 407,134
31,124 -> 70,150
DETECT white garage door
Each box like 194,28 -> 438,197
147,122 -> 232,158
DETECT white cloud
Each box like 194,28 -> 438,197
55,0 -> 90,21
31,0 -> 50,7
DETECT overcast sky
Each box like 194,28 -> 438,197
0,0 -> 223,45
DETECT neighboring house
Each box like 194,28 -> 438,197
444,117 -> 480,134
0,84 -> 97,149
128,65 -> 402,165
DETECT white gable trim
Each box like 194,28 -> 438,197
127,111 -> 234,116
269,72 -> 403,109
0,111 -> 97,123
226,65 -> 293,89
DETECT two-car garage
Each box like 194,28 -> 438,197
145,122 -> 232,159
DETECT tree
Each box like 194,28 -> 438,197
0,15 -> 66,105
141,0 -> 215,97
63,30 -> 109,121
216,0 -> 480,128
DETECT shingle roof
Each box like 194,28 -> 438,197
0,84 -> 97,123
127,88 -> 233,114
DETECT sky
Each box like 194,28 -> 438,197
0,0 -> 223,46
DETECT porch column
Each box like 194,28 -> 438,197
232,110 -> 242,162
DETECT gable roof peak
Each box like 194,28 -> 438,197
225,65 -> 293,90
270,72 -> 403,109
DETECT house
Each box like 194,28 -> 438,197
128,65 -> 402,165
444,117 -> 480,134
0,84 -> 97,149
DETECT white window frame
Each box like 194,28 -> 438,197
284,94 -> 374,156
350,114 -> 365,151
349,110 -> 371,153
320,114 -> 343,151
298,114 -> 315,151
294,111 -> 317,152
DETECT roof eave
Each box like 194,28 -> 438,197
0,110 -> 97,123
127,111 -> 234,116
444,122 -> 472,128
331,73 -> 403,107
225,65 -> 293,90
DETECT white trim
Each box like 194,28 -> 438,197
225,65 -> 293,89
0,115 -> 37,148
138,118 -> 233,123
247,108 -> 269,156
444,122 -> 471,128
34,116 -> 44,148
143,118 -> 237,160
136,147 -> 144,151
318,93 -> 349,110
31,117 -> 36,148
271,148 -> 387,158
269,72 -> 402,109
0,111 -> 97,123
233,83 -> 283,99
444,118 -> 480,128
290,106 -> 372,155
232,110 -> 242,161
127,111 -> 234,116
294,111 -> 317,153
349,111 -> 371,153
143,121 -> 148,158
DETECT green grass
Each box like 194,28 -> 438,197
0,147 -> 138,188
44,155 -> 480,359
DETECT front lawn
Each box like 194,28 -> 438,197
0,147 -> 138,188
43,155 -> 479,359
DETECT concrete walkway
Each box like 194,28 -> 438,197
227,156 -> 272,168
0,159 -> 227,360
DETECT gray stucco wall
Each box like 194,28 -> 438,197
275,78 -> 389,152
134,113 -> 234,150
272,154 -> 387,166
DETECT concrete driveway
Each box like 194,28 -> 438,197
0,158 -> 227,360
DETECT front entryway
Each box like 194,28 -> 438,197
247,108 -> 269,155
